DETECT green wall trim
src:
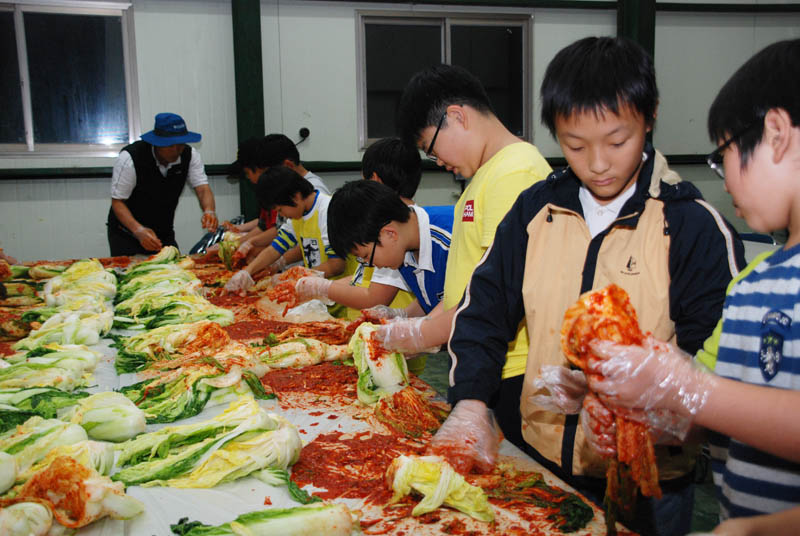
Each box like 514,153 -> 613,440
657,3 -> 800,13
339,0 -> 615,9
617,0 -> 655,58
232,0 -> 265,220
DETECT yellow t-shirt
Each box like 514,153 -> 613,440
443,142 -> 551,379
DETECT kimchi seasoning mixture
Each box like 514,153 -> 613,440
260,362 -> 358,407
0,342 -> 15,356
207,294 -> 261,309
223,319 -> 295,340
290,430 -> 426,503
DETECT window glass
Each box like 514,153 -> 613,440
0,11 -> 24,143
451,24 -> 523,136
365,23 -> 441,138
24,12 -> 127,145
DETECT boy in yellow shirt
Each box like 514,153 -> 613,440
378,64 -> 551,448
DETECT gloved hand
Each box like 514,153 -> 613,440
587,336 -> 719,421
201,210 -> 218,232
236,240 -> 254,258
270,256 -> 288,274
295,276 -> 332,301
374,316 -> 429,354
0,248 -> 18,265
362,304 -> 409,323
132,225 -> 162,252
225,270 -> 255,294
581,392 -> 617,458
426,399 -> 500,475
529,365 -> 588,414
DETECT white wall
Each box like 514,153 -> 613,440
1,0 -> 797,262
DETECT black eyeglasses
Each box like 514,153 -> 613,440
356,241 -> 378,268
706,122 -> 758,180
425,112 -> 447,162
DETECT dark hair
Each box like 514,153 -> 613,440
397,64 -> 493,147
327,180 -> 412,258
262,133 -> 301,166
540,36 -> 659,137
233,134 -> 300,173
255,166 -> 314,210
708,39 -> 800,168
361,137 -> 422,199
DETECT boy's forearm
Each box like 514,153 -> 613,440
328,280 -> 399,309
696,378 -> 800,462
284,246 -> 303,265
314,258 -> 345,278
403,300 -> 426,318
246,227 -> 279,248
245,246 -> 281,276
713,505 -> 800,536
419,307 -> 456,348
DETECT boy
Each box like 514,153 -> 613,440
224,167 -> 345,293
324,180 -> 452,321
434,37 -> 745,536
583,39 -> 800,534
224,134 -> 329,263
295,137 -> 422,309
378,64 -> 551,449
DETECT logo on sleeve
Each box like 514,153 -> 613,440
759,310 -> 791,381
462,200 -> 475,222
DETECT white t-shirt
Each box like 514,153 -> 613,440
111,146 -> 209,200
578,182 -> 637,238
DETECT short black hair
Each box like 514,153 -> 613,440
708,39 -> 800,168
255,166 -> 314,210
361,137 -> 422,199
235,137 -> 267,171
397,64 -> 493,147
327,180 -> 412,259
232,134 -> 301,174
540,36 -> 659,137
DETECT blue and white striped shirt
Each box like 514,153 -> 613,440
710,243 -> 800,519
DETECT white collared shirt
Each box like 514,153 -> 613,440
578,182 -> 637,238
110,146 -> 209,200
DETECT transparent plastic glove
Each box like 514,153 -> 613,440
581,392 -> 617,458
0,249 -> 18,265
132,225 -> 162,252
236,240 -> 254,257
529,365 -> 588,414
587,336 -> 719,420
374,316 -> 428,354
295,276 -> 332,301
224,269 -> 254,294
426,399 -> 500,475
271,256 -> 288,274
362,304 -> 409,323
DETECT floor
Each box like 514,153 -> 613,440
418,351 -> 720,534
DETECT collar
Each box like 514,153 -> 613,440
151,145 -> 182,170
403,205 -> 434,272
302,190 -> 320,219
578,179 -> 637,219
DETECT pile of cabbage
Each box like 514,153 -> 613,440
113,247 -> 233,329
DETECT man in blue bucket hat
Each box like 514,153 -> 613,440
107,112 -> 218,256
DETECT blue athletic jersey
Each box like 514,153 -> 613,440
398,205 -> 453,314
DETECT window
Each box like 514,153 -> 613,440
357,12 -> 531,148
0,2 -> 136,155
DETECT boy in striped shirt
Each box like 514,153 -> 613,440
584,39 -> 800,533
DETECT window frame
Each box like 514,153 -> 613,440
0,0 -> 138,157
356,9 -> 533,150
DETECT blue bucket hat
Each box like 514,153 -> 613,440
141,113 -> 201,146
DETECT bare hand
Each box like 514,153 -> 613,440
201,211 -> 218,232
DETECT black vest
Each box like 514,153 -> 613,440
107,141 -> 191,238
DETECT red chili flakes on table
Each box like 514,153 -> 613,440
97,256 -> 131,268
223,319 -> 294,341
290,430 -> 426,504
261,362 -> 358,407
263,497 -> 272,505
308,411 -> 324,417
208,294 -> 261,309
